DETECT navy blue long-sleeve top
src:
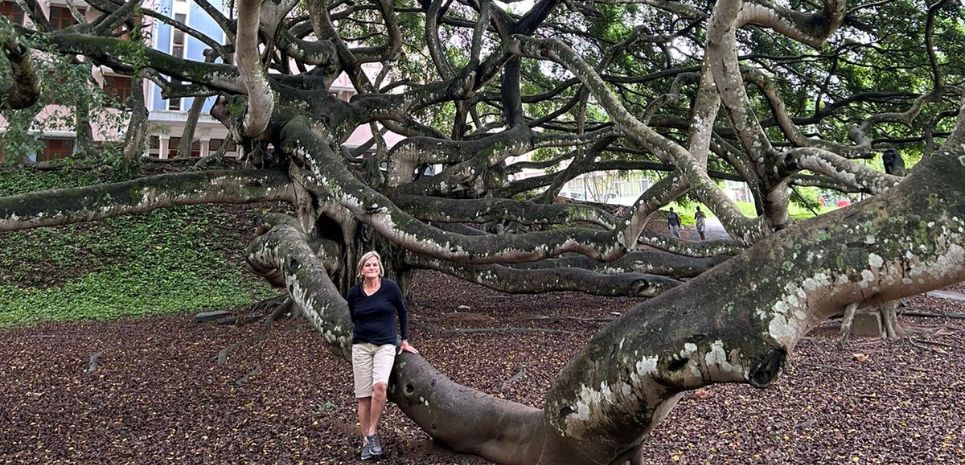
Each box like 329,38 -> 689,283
346,278 -> 409,345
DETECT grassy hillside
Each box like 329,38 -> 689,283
0,169 -> 276,328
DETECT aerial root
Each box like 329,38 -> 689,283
837,302 -> 859,349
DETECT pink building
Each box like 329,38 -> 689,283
0,0 -> 395,163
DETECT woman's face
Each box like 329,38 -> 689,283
361,257 -> 381,279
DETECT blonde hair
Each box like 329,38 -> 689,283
356,251 -> 385,278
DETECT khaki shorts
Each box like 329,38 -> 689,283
351,343 -> 396,398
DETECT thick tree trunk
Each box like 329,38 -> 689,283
176,95 -> 206,158
533,145 -> 964,464
122,77 -> 148,167
74,96 -> 93,154
242,142 -> 964,465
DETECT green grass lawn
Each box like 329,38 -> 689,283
0,170 -> 275,328
665,199 -> 834,227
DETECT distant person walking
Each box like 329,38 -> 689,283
667,207 -> 682,238
695,207 -> 706,240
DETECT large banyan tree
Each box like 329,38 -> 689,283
1,0 -> 964,463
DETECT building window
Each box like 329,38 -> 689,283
49,6 -> 79,31
167,137 -> 181,157
167,14 -> 187,111
104,75 -> 133,105
0,1 -> 24,25
614,180 -> 627,197
167,137 -> 201,158
172,13 -> 186,57
147,135 -> 160,156
40,138 -> 74,162
208,138 -> 237,154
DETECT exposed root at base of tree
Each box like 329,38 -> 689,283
837,303 -> 860,349
838,301 -> 906,349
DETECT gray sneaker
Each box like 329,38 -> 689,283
360,440 -> 374,460
366,434 -> 383,456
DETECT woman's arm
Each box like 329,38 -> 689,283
389,281 -> 419,354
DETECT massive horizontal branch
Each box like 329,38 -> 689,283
535,139 -> 965,465
510,251 -> 729,279
497,158 -> 743,200
34,31 -> 245,93
387,124 -> 532,187
407,254 -> 682,297
0,170 -> 294,232
637,232 -> 743,257
391,194 -> 616,229
785,147 -> 901,194
279,116 -> 672,264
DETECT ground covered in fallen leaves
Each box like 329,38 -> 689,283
1,274 -> 963,465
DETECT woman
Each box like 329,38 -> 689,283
346,251 -> 418,460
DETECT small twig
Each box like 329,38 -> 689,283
524,315 -> 614,323
909,337 -> 958,350
931,325 -> 962,336
216,332 -> 270,364
907,337 -> 949,355
447,327 -> 577,335
501,366 -> 526,390
234,365 -> 262,386
85,351 -> 102,374
899,309 -> 965,319
215,300 -> 291,364
797,362 -> 913,380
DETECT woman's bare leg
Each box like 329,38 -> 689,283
357,397 -> 372,439
367,383 -> 387,435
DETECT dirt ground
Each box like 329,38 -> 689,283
1,273 -> 963,465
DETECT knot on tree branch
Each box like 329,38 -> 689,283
748,347 -> 787,388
